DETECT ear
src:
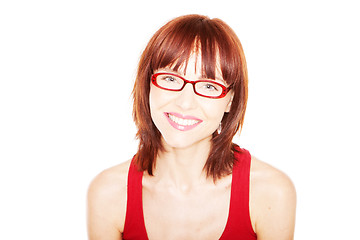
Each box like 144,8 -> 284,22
225,92 -> 234,113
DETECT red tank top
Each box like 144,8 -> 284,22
123,147 -> 257,239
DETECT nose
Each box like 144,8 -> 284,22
174,82 -> 197,110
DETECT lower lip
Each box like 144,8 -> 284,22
164,113 -> 202,131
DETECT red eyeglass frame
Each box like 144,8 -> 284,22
151,72 -> 231,99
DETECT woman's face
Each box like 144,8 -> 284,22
149,52 -> 233,150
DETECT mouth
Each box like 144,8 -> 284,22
164,112 -> 202,131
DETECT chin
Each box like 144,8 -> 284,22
161,134 -> 212,150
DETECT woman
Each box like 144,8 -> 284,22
87,14 -> 296,240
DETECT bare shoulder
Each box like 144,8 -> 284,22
250,156 -> 296,240
87,159 -> 132,239
88,159 -> 131,195
250,156 -> 296,195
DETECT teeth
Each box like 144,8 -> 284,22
168,114 -> 200,126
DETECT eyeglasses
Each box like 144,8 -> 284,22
151,72 -> 231,99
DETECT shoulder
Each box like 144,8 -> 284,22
87,159 -> 132,238
249,155 -> 296,240
88,159 -> 131,191
250,155 -> 296,196
88,160 -> 131,202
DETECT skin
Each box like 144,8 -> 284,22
87,53 -> 296,240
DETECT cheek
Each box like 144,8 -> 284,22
201,98 -> 232,120
149,85 -> 173,126
199,102 -> 228,134
149,85 -> 163,112
149,87 -> 164,133
149,86 -> 156,110
149,87 -> 160,123
149,84 -> 172,110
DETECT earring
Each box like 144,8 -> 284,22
217,123 -> 222,134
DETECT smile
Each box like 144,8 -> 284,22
165,112 -> 202,131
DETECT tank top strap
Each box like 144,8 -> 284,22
122,157 -> 149,240
220,147 -> 257,239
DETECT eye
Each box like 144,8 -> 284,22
195,81 -> 224,97
199,82 -> 221,92
154,73 -> 184,90
204,83 -> 218,91
160,75 -> 177,83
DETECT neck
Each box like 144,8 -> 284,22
152,138 -> 212,190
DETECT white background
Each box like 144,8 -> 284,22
1,0 -> 359,239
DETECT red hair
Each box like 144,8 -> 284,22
132,14 -> 248,180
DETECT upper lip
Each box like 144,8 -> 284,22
166,112 -> 202,122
